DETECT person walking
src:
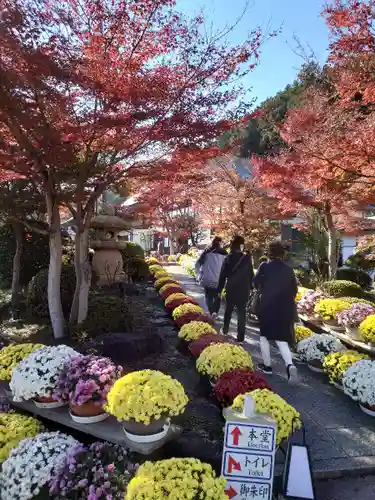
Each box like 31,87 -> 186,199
195,236 -> 227,318
253,241 -> 298,382
217,236 -> 254,343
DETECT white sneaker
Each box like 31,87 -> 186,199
287,364 -> 298,383
211,313 -> 218,320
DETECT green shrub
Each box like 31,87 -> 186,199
362,291 -> 375,304
340,296 -> 375,306
72,295 -> 133,341
26,265 -> 76,317
336,268 -> 372,290
120,242 -> 144,260
0,225 -> 49,288
320,280 -> 363,298
124,258 -> 150,281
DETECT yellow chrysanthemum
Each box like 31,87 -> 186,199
125,458 -> 227,500
148,264 -> 164,275
105,370 -> 188,424
314,298 -> 351,321
359,314 -> 375,343
178,321 -> 216,342
0,411 -> 43,463
0,343 -> 43,381
196,343 -> 253,378
294,325 -> 314,342
159,283 -> 182,295
172,303 -> 204,320
154,270 -> 172,280
232,389 -> 301,444
323,350 -> 369,384
165,293 -> 188,306
154,277 -> 179,290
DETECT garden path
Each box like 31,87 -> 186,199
164,264 -> 375,492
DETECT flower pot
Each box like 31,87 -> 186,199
123,416 -> 170,443
324,320 -> 344,332
359,403 -> 375,417
345,326 -> 360,340
33,395 -> 66,409
307,360 -> 325,373
69,401 -> 108,423
311,315 -> 324,325
332,380 -> 343,391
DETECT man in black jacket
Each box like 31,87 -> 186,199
217,236 -> 254,343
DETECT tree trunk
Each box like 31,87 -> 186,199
49,224 -> 65,338
11,222 -> 23,319
326,210 -> 338,280
77,228 -> 91,324
69,230 -> 81,325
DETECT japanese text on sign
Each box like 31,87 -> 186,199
225,422 -> 276,452
223,451 -> 273,480
224,480 -> 271,500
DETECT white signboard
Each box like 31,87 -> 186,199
221,421 -> 277,500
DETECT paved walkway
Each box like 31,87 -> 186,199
165,265 -> 375,491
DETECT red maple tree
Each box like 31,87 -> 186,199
0,0 -> 267,336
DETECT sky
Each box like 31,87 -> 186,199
176,0 -> 330,106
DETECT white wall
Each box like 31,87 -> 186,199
342,235 -> 357,263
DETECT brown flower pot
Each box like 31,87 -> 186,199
35,395 -> 56,403
70,401 -> 105,417
123,416 -> 168,436
33,395 -> 66,409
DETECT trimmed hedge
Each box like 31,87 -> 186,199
320,280 -> 363,298
124,258 -> 150,281
26,265 -> 76,317
120,242 -> 144,260
336,267 -> 372,290
72,294 -> 133,341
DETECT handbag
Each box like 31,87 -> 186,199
249,289 -> 261,316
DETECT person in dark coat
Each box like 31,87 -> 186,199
217,236 -> 254,343
253,241 -> 298,382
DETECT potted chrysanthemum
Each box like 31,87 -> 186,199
314,298 -> 351,331
125,458 -> 227,500
323,350 -> 369,389
0,431 -> 78,500
178,321 -> 216,342
10,345 -> 78,408
188,334 -> 229,357
159,283 -> 184,300
226,389 -> 301,445
164,293 -> 199,312
337,303 -> 375,339
0,411 -> 43,464
50,441 -> 137,499
148,264 -> 164,276
172,303 -> 209,327
214,368 -> 270,408
196,343 -> 253,385
294,325 -> 314,343
297,291 -> 326,323
0,343 -> 43,382
105,370 -> 188,443
342,359 -> 375,416
296,334 -> 345,372
358,314 -> 375,345
55,354 -> 122,423
154,276 -> 179,291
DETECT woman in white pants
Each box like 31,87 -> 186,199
253,241 -> 298,382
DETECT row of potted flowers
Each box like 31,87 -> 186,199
296,287 -> 375,343
292,325 -> 375,417
148,258 -> 302,448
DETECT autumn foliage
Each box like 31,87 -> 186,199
0,0 -> 266,336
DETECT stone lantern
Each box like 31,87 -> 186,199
90,206 -> 130,286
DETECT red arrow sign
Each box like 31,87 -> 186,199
230,426 -> 242,446
224,485 -> 237,499
227,455 -> 241,474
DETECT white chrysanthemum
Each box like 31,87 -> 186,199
10,345 -> 78,401
0,431 -> 78,500
297,334 -> 345,363
342,359 -> 375,406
